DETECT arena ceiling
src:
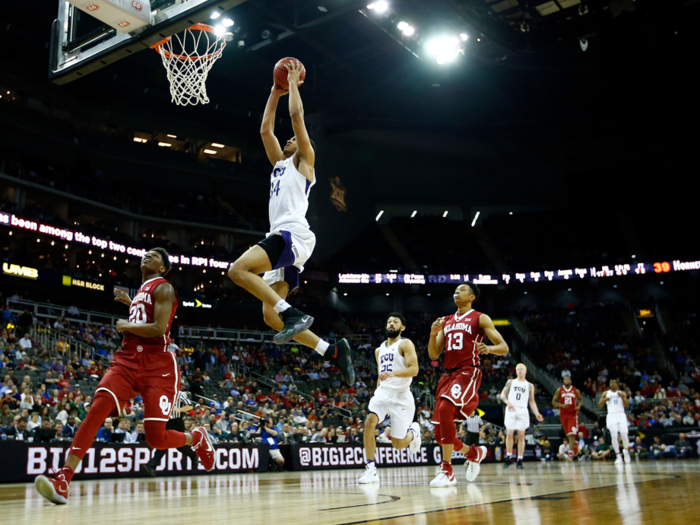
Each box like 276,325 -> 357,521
1,0 -> 699,202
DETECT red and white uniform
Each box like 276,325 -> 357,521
123,276 -> 177,352
432,309 -> 486,422
559,385 -> 579,436
94,277 -> 180,423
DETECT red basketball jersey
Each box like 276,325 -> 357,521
442,309 -> 485,370
122,277 -> 178,351
559,385 -> 578,414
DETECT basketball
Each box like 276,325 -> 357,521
274,57 -> 306,90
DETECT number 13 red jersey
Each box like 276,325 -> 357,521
442,309 -> 485,370
122,277 -> 178,351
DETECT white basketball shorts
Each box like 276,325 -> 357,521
504,407 -> 530,432
368,386 -> 416,440
262,229 -> 316,291
606,413 -> 628,435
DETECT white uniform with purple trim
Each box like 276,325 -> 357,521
263,155 -> 316,289
368,339 -> 416,440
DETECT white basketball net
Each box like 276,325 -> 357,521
156,26 -> 226,106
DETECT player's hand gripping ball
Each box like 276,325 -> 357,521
274,57 -> 306,91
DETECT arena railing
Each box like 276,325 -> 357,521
520,353 -> 601,416
6,298 -> 338,347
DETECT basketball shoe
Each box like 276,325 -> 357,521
358,462 -> 380,484
466,446 -> 488,482
274,308 -> 314,344
34,469 -> 70,505
191,427 -> 215,471
325,338 -> 355,386
408,422 -> 422,454
430,466 -> 457,488
614,455 -> 623,465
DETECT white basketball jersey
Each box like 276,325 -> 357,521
605,390 -> 625,415
377,339 -> 411,391
268,156 -> 316,237
508,378 -> 530,409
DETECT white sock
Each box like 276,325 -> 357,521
517,456 -> 523,461
315,340 -> 329,356
273,300 -> 291,314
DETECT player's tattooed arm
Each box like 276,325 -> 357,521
478,314 -> 509,356
115,283 -> 175,337
551,387 -> 561,408
428,317 -> 445,360
500,380 -> 514,410
529,383 -> 544,422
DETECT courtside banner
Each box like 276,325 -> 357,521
0,443 -> 268,483
287,443 -> 496,471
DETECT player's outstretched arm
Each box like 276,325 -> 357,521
286,61 -> 315,179
115,283 -> 175,338
427,317 -> 445,360
530,383 -> 544,422
261,85 -> 286,166
477,314 -> 509,356
551,387 -> 561,408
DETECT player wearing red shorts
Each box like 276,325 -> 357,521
428,282 -> 509,487
34,248 -> 215,505
552,376 -> 582,459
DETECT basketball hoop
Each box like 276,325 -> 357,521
152,24 -> 227,106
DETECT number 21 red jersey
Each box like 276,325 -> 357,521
559,385 -> 579,415
122,276 -> 179,351
442,309 -> 485,370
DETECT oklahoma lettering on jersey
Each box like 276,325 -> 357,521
442,309 -> 485,370
559,386 -> 578,414
122,276 -> 178,351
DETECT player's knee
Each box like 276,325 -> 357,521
365,414 -> 378,429
228,261 -> 244,283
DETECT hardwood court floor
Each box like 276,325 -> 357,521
1,460 -> 697,524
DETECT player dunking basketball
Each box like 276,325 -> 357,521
428,283 -> 509,487
227,60 -> 354,386
34,249 -> 215,504
552,375 -> 582,459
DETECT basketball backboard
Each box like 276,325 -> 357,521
49,0 -> 246,84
